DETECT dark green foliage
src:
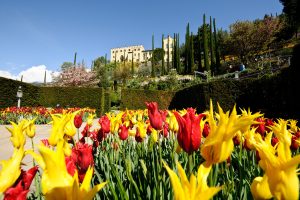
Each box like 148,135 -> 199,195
184,23 -> 190,74
151,34 -> 155,77
0,77 -> 40,108
104,89 -> 111,114
213,18 -> 221,74
196,28 -> 203,72
190,33 -> 195,73
161,34 -> 165,75
167,35 -> 170,72
121,89 -> 176,110
39,87 -> 105,116
210,16 -> 216,74
74,52 -> 77,66
203,14 -> 210,72
0,77 -> 107,117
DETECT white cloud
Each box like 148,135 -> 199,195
0,65 -> 59,83
0,70 -> 18,80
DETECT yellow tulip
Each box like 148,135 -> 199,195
250,175 -> 273,200
6,120 -> 26,149
163,161 -> 222,200
167,111 -> 179,133
48,114 -> 69,146
23,118 -> 37,138
288,119 -> 299,133
201,100 -> 261,165
108,112 -> 122,134
252,119 -> 300,200
136,122 -> 147,139
0,147 -> 24,193
28,140 -> 106,200
87,113 -> 96,126
150,128 -> 159,143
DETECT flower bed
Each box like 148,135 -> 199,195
0,100 -> 299,200
0,106 -> 96,125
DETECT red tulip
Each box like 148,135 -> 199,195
174,108 -> 205,154
254,117 -> 265,136
99,115 -> 111,134
74,114 -> 83,128
146,123 -> 153,135
65,142 -> 94,183
271,137 -> 279,147
40,139 -> 50,147
119,125 -> 129,140
291,135 -> 299,150
202,122 -> 210,137
4,166 -> 38,200
81,124 -> 90,137
146,102 -> 163,130
265,118 -> 274,132
73,142 -> 94,171
162,122 -> 169,138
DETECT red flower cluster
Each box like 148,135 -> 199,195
65,142 -> 94,183
4,166 -> 38,200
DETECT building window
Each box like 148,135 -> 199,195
116,50 -> 118,53
112,51 -> 114,53
134,49 -> 136,51
120,50 -> 122,52
138,48 -> 140,51
129,49 -> 131,51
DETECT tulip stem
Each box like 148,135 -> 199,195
188,154 -> 193,176
77,128 -> 80,142
31,138 -> 36,166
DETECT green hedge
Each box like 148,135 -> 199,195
121,89 -> 176,110
38,87 -> 105,116
0,77 -> 40,108
0,77 -> 106,117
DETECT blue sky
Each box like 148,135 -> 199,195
0,0 -> 283,82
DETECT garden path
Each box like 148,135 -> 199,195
0,119 -> 100,170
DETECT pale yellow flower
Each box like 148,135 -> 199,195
201,100 -> 261,165
163,161 -> 222,200
0,147 -> 24,193
251,119 -> 300,200
6,120 -> 26,149
27,140 -> 107,200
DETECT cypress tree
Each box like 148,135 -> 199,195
203,14 -> 210,72
151,34 -> 155,77
161,34 -> 165,75
131,51 -> 134,75
197,27 -> 203,72
173,33 -> 176,69
105,54 -> 107,68
213,18 -> 221,74
176,33 -> 180,73
185,23 -> 190,74
209,16 -> 215,75
190,33 -> 195,74
44,70 -> 46,86
73,52 -> 77,66
167,35 -> 170,73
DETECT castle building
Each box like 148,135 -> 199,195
110,35 -> 174,63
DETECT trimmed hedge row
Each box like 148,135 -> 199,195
121,89 -> 176,110
0,77 -> 106,116
121,66 -> 299,121
39,87 -> 105,116
0,77 -> 40,108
